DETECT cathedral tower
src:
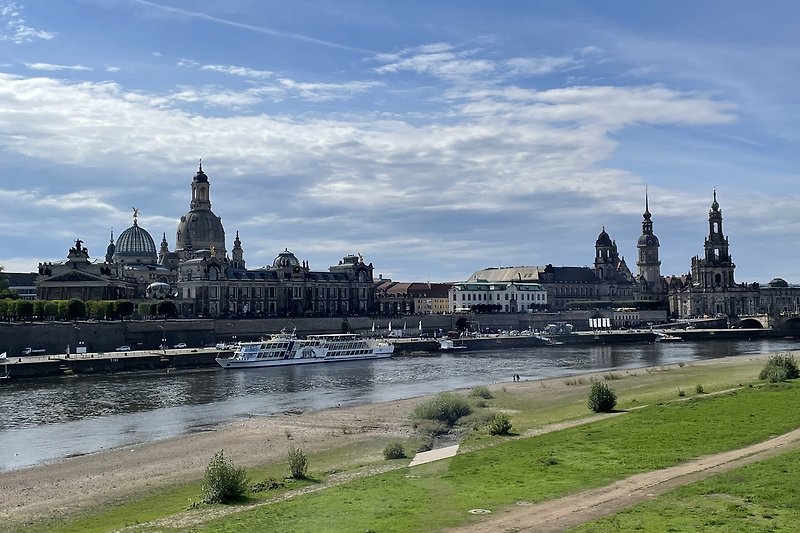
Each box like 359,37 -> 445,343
692,190 -> 736,290
636,189 -> 662,286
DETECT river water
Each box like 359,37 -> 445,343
1,338 -> 796,471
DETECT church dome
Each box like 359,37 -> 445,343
596,228 -> 612,247
176,211 -> 226,254
115,220 -> 157,260
273,248 -> 300,268
637,234 -> 660,247
768,277 -> 789,288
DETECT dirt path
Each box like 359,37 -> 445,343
450,427 -> 800,533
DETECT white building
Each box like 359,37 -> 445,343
449,280 -> 547,313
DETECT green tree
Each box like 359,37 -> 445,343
588,381 -> 617,413
157,300 -> 177,317
67,299 -> 86,320
44,301 -> 58,319
201,450 -> 248,504
16,300 -> 34,321
57,300 -> 70,319
0,298 -> 9,318
33,300 -> 45,319
116,300 -> 134,319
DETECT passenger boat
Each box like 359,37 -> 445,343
215,332 -> 394,369
654,332 -> 683,343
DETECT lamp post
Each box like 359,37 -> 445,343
157,324 -> 166,350
73,326 -> 84,356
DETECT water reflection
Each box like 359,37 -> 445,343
1,338 -> 797,471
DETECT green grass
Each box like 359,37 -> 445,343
571,447 -> 800,532
185,383 -> 800,532
40,358 -> 789,532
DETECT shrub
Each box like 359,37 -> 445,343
288,446 -> 308,479
201,450 -> 248,504
695,384 -> 705,394
383,442 -> 406,460
412,392 -> 472,426
469,385 -> 493,399
587,381 -> 617,413
250,478 -> 285,493
677,388 -> 686,397
759,354 -> 800,383
487,413 -> 513,435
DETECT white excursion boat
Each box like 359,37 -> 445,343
439,339 -> 466,351
215,332 -> 394,369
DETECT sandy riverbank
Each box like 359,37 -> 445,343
0,351 -> 784,530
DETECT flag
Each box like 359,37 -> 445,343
0,352 -> 6,359
418,320 -> 423,332
371,322 -> 375,332
388,321 -> 392,331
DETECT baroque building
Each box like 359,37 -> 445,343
668,191 -> 759,317
36,163 -> 378,318
459,194 -> 666,312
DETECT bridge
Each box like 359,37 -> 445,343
733,313 -> 800,331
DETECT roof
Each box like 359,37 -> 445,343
4,272 -> 37,287
468,267 -> 544,282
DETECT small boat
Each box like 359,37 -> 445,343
654,332 -> 683,343
216,332 -> 393,369
439,339 -> 466,351
1,351 -> 9,379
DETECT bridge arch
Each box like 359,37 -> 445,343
738,318 -> 765,329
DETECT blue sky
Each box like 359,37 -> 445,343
1,1 -> 799,284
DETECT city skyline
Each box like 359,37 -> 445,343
1,1 -> 799,284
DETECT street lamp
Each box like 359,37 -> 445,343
73,326 -> 85,355
157,324 -> 166,350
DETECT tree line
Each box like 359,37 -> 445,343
0,299 -> 178,321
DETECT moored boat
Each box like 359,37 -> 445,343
216,332 -> 393,369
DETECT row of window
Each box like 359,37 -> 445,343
457,292 -> 546,302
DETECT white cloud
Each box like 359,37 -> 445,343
105,65 -> 121,73
0,1 -> 54,44
25,62 -> 92,72
200,63 -> 273,79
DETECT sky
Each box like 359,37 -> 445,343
1,1 -> 799,284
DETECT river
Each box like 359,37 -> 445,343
1,338 -> 796,471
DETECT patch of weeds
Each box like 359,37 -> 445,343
603,373 -> 621,381
677,388 -> 686,397
695,384 -> 705,394
538,456 -> 559,466
250,478 -> 286,493
469,385 -> 493,399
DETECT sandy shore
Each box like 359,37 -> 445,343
0,352 -> 783,530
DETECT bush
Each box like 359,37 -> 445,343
695,384 -> 705,394
469,385 -> 493,399
759,354 -> 800,383
201,450 -> 248,504
487,413 -> 513,435
412,392 -> 472,426
288,446 -> 308,479
588,381 -> 617,413
250,478 -> 285,493
383,442 -> 406,460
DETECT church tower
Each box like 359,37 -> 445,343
692,190 -> 736,290
231,231 -> 245,269
636,189 -> 662,287
175,162 -> 227,260
594,227 -> 617,280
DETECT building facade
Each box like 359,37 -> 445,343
36,164 -> 378,318
668,191 -> 760,317
448,280 -> 548,313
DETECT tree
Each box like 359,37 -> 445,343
67,299 -> 86,320
16,300 -> 34,321
116,300 -> 134,319
157,300 -> 177,317
201,450 -> 248,504
588,381 -> 617,413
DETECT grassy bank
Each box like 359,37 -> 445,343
40,354 -> 799,532
572,447 -> 800,532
